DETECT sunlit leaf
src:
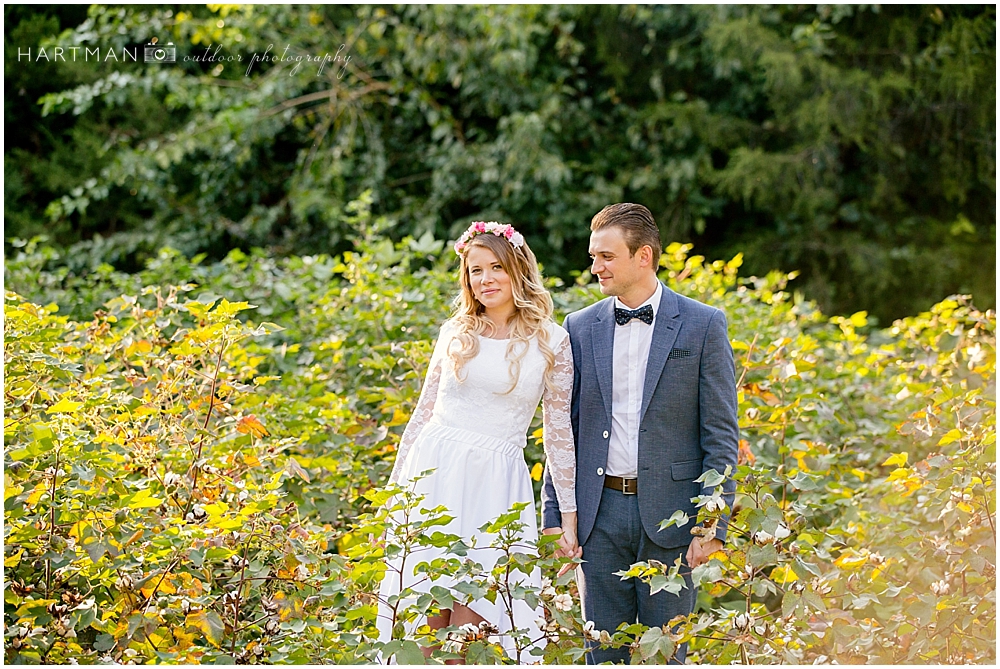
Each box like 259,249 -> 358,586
236,414 -> 269,438
185,609 -> 225,648
46,397 -> 83,413
938,429 -> 963,446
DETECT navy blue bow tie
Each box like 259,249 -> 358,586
615,304 -> 654,326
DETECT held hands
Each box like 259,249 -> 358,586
686,535 -> 723,568
543,512 -> 583,577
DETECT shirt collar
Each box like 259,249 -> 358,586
614,281 -> 661,319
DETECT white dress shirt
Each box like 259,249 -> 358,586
606,282 -> 662,477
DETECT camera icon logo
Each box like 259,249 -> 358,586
144,38 -> 176,63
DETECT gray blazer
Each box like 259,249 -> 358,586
542,282 -> 739,549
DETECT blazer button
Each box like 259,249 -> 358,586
597,467 -> 604,476
603,430 -> 609,439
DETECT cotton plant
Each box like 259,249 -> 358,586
342,487 -> 591,664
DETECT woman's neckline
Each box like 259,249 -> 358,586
478,333 -> 511,342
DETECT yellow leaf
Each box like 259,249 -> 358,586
530,462 -> 544,482
337,531 -> 365,555
5,548 -> 24,567
938,429 -> 963,446
46,397 -> 83,413
209,517 -> 243,531
849,311 -> 868,328
707,549 -> 728,564
5,482 -> 24,501
770,565 -> 798,584
791,450 -> 810,472
140,573 -> 178,598
882,452 -> 908,467
886,467 -> 911,482
94,431 -> 124,445
126,340 -> 153,357
26,481 -> 49,506
936,601 -> 953,611
169,339 -> 204,356
957,502 -> 974,513
186,609 -> 225,647
834,551 -> 869,570
69,520 -> 92,540
202,501 -> 229,516
172,627 -> 197,650
850,468 -> 867,482
236,414 -> 269,438
870,559 -> 893,581
274,591 -> 304,621
243,453 -> 261,468
385,408 -> 409,427
126,488 -> 164,509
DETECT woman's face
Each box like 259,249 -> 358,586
466,245 -> 514,313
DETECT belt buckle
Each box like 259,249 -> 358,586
622,478 -> 637,495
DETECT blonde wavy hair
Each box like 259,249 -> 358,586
449,232 -> 557,395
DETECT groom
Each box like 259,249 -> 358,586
542,203 -> 739,664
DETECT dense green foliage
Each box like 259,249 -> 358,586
5,4 -> 995,322
5,196 -> 995,662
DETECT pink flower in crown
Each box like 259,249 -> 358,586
454,220 -> 525,255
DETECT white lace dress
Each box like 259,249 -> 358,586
377,319 -> 577,659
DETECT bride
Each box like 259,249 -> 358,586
377,221 -> 579,661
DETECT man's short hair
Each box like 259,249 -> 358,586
590,203 -> 662,266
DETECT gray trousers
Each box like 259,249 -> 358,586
577,488 -> 696,664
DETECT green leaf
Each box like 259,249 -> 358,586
658,510 -> 689,530
695,469 -> 725,488
782,592 -> 801,618
638,626 -> 663,660
656,635 -> 675,662
464,640 -> 502,664
395,640 -> 426,665
82,537 -> 108,564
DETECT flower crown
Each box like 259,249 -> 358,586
454,221 -> 525,255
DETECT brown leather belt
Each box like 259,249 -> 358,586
604,475 -> 638,495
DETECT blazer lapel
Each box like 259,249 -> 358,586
591,299 -> 616,418
640,284 -> 682,423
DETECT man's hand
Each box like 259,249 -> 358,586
686,536 -> 723,568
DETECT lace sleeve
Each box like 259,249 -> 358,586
542,330 -> 577,513
389,322 -> 450,485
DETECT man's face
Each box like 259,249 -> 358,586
588,226 -> 646,297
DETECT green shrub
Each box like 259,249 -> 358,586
4,210 -> 994,663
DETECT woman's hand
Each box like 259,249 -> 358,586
543,512 -> 583,576
559,512 -> 580,555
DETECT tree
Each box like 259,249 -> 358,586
4,4 -> 995,321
